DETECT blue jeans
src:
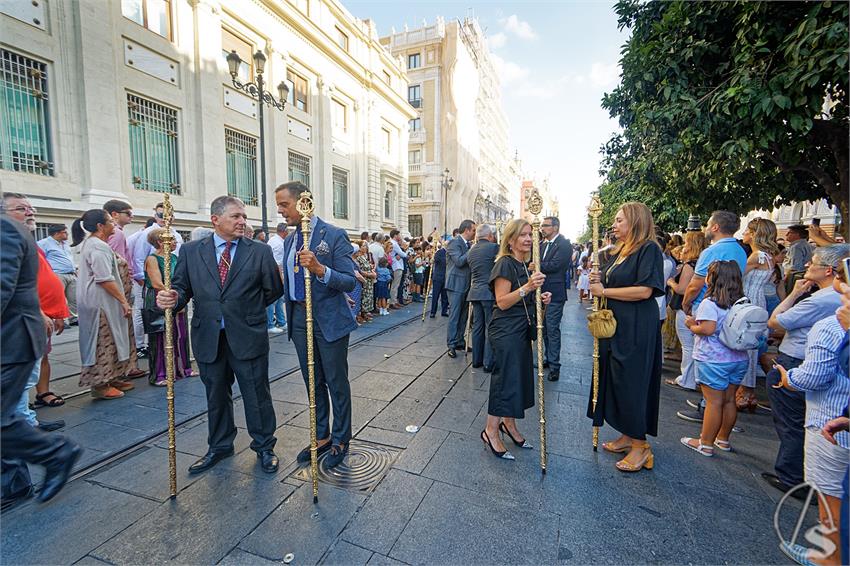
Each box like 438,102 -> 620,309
267,297 -> 286,328
16,357 -> 41,427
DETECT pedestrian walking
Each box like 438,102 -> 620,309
681,261 -> 748,457
276,181 -> 358,469
1,217 -> 82,510
587,202 -> 664,473
482,219 -> 551,460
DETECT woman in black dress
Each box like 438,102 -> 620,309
483,219 -> 552,460
588,202 -> 664,472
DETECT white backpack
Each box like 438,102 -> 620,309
719,297 -> 769,351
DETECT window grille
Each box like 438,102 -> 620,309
288,150 -> 310,188
0,49 -> 53,176
332,167 -> 348,220
408,215 -> 422,237
127,93 -> 180,194
225,128 -> 258,206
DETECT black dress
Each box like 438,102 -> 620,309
587,241 -> 664,439
487,256 -> 535,418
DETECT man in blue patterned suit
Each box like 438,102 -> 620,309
276,181 -> 358,469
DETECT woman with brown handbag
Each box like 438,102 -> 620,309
587,202 -> 665,472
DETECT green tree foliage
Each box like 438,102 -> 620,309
597,0 -> 849,232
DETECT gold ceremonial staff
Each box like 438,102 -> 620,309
160,194 -> 178,498
296,191 -> 320,503
588,195 -> 603,451
527,189 -> 547,474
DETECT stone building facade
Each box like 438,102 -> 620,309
1,0 -> 414,239
381,17 -> 516,238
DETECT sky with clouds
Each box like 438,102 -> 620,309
347,1 -> 628,238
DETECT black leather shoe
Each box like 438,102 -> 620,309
36,419 -> 65,432
325,444 -> 348,469
188,449 -> 234,474
429,314 -> 435,318
760,472 -> 813,502
547,371 -> 560,382
441,312 -> 449,317
38,442 -> 83,503
483,366 -> 494,373
447,348 -> 457,359
296,442 -> 332,463
257,450 -> 279,473
454,344 -> 466,351
472,363 -> 483,369
543,362 -> 550,369
1,485 -> 34,512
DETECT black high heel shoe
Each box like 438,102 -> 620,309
481,430 -> 515,460
499,423 -> 533,449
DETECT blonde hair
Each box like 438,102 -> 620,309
613,202 -> 657,258
747,218 -> 780,256
680,231 -> 707,262
497,218 -> 532,262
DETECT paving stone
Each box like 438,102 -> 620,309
348,346 -> 401,368
398,342 -> 453,358
355,425 -> 415,448
154,417 -> 253,456
72,555 -> 113,565
400,376 -> 454,403
351,371 -> 418,401
90,468 -> 295,564
321,540 -> 374,566
342,469 -> 432,555
239,484 -> 365,563
216,423 -> 306,478
392,426 -> 449,475
366,554 -> 408,566
370,354 -> 435,377
426,395 -> 487,434
218,548 -> 282,565
269,378 -> 309,404
419,357 -> 470,381
1,481 -> 158,565
233,399 -> 306,430
368,396 -> 436,432
88,445 -> 202,501
389,480 -> 559,565
288,396 -> 388,436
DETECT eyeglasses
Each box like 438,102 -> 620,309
807,261 -> 834,269
4,205 -> 37,214
541,224 -> 552,228
119,210 -> 133,216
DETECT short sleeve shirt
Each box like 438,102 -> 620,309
776,287 -> 843,359
692,299 -> 748,363
692,238 -> 747,309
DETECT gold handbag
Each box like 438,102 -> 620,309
587,296 -> 617,338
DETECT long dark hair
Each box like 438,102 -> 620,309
705,261 -> 744,309
71,209 -> 109,247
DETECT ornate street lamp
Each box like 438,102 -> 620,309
226,49 -> 289,232
441,168 -> 454,237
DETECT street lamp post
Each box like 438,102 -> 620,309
226,49 -> 289,233
441,168 -> 454,238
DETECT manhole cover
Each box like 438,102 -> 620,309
289,440 -> 399,492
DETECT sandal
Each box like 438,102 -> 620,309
602,440 -> 631,454
681,437 -> 714,457
110,379 -> 135,392
125,369 -> 147,379
713,439 -> 732,452
91,386 -> 124,400
615,444 -> 654,472
33,391 -> 65,408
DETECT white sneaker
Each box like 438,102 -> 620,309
268,327 -> 284,334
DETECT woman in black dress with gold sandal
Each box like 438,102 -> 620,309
483,219 -> 552,460
588,202 -> 664,472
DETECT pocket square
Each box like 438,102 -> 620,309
316,240 -> 331,255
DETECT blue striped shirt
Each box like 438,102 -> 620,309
787,315 -> 850,449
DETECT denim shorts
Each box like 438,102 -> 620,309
694,360 -> 747,391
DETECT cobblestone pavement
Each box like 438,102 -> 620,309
3,299 -> 803,565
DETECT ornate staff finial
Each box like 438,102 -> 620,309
296,191 -> 315,218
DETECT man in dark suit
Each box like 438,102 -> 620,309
156,196 -> 283,474
445,219 -> 476,358
540,216 -> 571,381
466,224 -> 499,371
1,216 -> 82,510
429,244 -> 449,318
275,181 -> 358,469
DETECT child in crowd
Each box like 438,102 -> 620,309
577,256 -> 591,301
682,261 -> 748,456
375,258 -> 392,315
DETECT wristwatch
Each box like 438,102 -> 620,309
519,287 -> 527,298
